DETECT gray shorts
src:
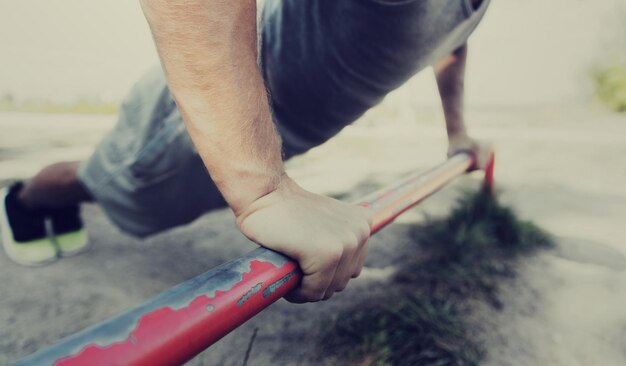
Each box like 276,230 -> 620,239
78,0 -> 490,237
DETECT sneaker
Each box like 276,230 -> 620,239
49,204 -> 89,257
0,182 -> 58,266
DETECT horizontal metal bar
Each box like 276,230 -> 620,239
14,153 -> 474,366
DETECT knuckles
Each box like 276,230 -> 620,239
321,248 -> 343,268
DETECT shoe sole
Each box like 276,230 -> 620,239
0,186 -> 58,266
55,229 -> 90,257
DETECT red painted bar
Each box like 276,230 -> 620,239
484,153 -> 496,193
14,153 -> 479,366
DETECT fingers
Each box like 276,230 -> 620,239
322,208 -> 370,298
475,142 -> 494,170
448,135 -> 493,171
287,223 -> 370,303
347,212 -> 371,281
285,245 -> 342,303
466,140 -> 493,171
324,237 -> 359,299
255,192 -> 372,304
352,239 -> 369,278
285,274 -> 332,304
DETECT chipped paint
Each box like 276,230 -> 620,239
15,154 -> 476,366
50,259 -> 298,366
263,269 -> 299,298
14,248 -> 297,366
237,283 -> 263,306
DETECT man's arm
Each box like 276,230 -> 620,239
140,0 -> 370,303
140,0 -> 281,212
434,43 -> 491,169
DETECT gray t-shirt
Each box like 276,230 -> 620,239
260,0 -> 490,156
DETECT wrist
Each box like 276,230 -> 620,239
447,130 -> 470,145
446,121 -> 468,139
447,133 -> 475,156
234,173 -> 301,225
224,169 -> 287,218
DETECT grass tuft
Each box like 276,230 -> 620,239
318,186 -> 553,366
592,57 -> 626,113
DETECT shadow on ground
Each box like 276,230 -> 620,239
316,187 -> 553,366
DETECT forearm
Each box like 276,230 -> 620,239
140,1 -> 371,304
434,44 -> 492,169
140,0 -> 283,215
434,43 -> 468,138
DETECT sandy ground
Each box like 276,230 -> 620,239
1,104 -> 626,365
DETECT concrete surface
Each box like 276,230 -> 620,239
1,103 -> 625,365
